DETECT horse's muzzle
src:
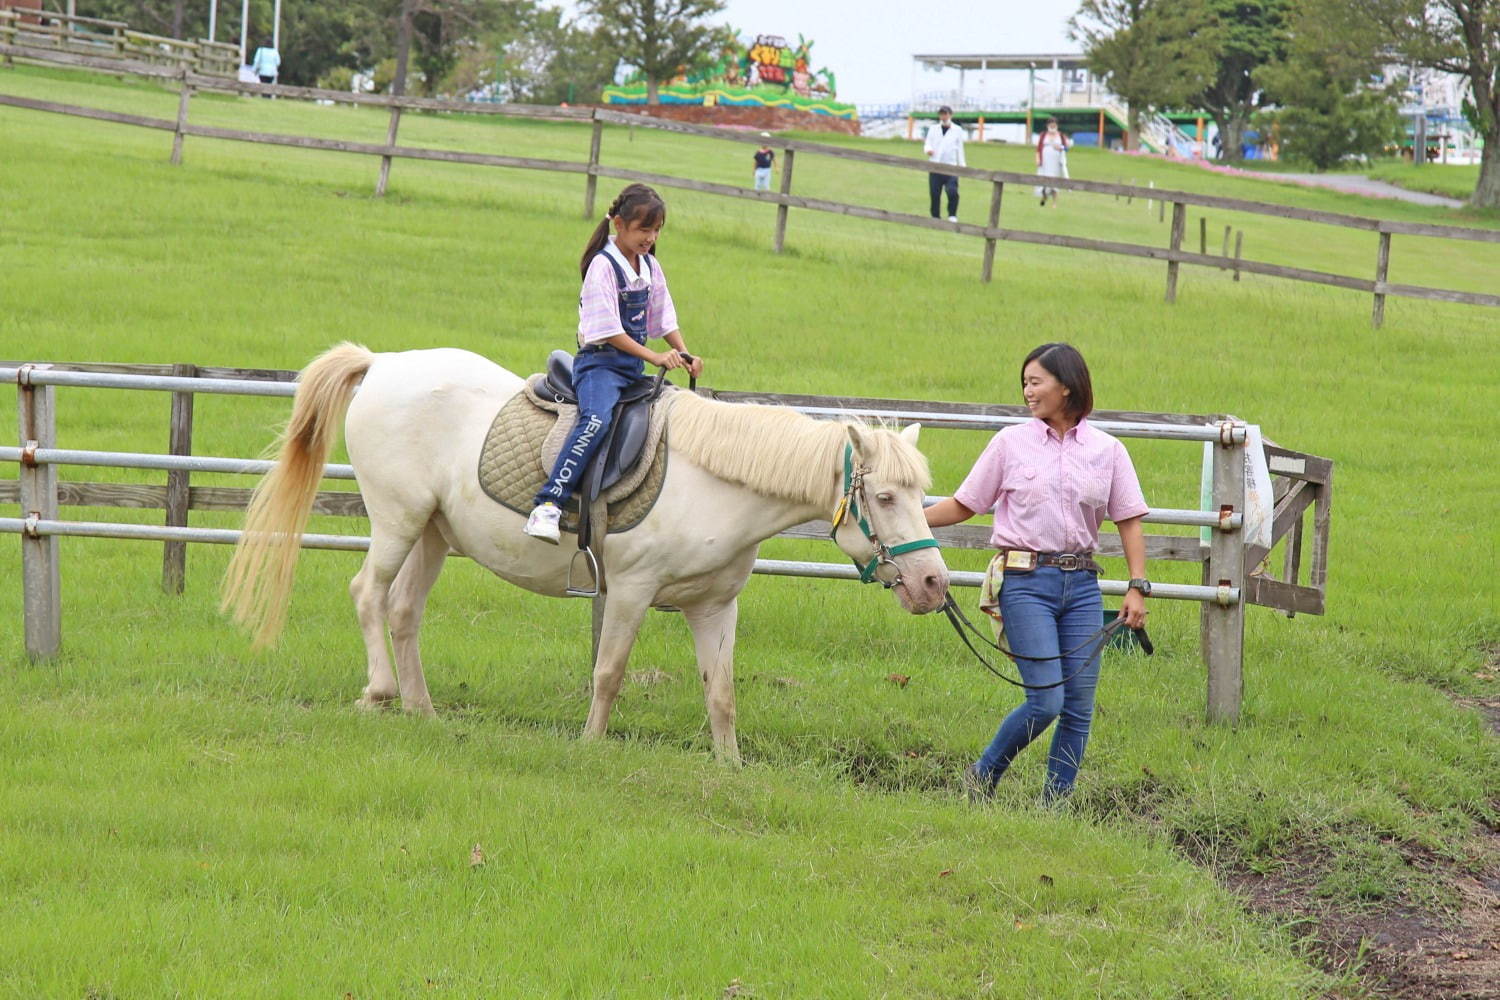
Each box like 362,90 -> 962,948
891,551 -> 950,615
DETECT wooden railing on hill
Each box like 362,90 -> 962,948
0,9 -> 236,76
1,42 -> 1496,328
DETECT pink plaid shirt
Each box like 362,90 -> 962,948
953,418 -> 1149,553
577,238 -> 679,347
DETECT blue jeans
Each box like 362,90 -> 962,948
975,567 -> 1105,800
533,353 -> 642,507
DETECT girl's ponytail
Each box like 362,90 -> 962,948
579,184 -> 667,279
578,214 -> 613,279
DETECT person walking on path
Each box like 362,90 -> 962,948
1035,117 -> 1070,205
250,40 -> 280,96
524,183 -> 703,543
753,133 -> 775,192
924,105 -> 966,222
925,343 -> 1150,803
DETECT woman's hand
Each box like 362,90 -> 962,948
1118,589 -> 1147,629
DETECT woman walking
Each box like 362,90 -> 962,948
925,343 -> 1150,802
1034,118 -> 1070,206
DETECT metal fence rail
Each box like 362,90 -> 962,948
5,362 -> 1332,722
0,517 -> 1246,605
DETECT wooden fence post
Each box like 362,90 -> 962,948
170,68 -> 192,165
981,180 -> 1003,283
1202,423 -> 1247,723
1165,202 -> 1186,302
18,368 -> 61,660
773,148 -> 795,253
1233,231 -> 1243,282
1221,225 -> 1230,268
375,103 -> 402,196
1199,215 -> 1207,256
162,363 -> 196,594
1372,231 -> 1392,329
584,117 -> 603,218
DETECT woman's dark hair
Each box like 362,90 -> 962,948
1046,117 -> 1059,128
579,183 -> 667,278
1022,342 -> 1093,419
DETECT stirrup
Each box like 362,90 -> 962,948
565,546 -> 602,598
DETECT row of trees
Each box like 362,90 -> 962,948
76,1 -> 728,105
1069,0 -> 1499,208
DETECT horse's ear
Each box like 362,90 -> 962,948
845,422 -> 871,458
899,422 -> 921,446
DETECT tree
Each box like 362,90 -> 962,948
498,6 -> 621,104
1182,0 -> 1293,162
580,0 -> 726,105
1254,0 -> 1404,169
1357,0 -> 1500,208
1069,0 -> 1217,150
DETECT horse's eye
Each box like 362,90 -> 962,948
876,492 -> 895,504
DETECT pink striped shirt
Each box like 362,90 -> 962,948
953,418 -> 1149,553
577,237 -> 679,347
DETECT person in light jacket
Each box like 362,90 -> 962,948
923,105 -> 966,222
250,40 -> 280,97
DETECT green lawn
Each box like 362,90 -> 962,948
1,63 -> 1497,998
1365,159 -> 1485,201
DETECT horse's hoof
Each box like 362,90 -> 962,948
355,690 -> 397,711
404,702 -> 438,719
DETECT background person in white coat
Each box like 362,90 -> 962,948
923,105 -> 966,222
251,41 -> 281,97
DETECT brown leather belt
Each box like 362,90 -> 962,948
1000,550 -> 1103,573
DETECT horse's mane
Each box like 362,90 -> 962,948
666,390 -> 931,506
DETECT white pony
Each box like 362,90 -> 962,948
223,344 -> 949,762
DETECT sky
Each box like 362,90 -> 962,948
550,0 -> 1077,107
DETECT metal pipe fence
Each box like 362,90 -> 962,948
4,363 -> 1332,722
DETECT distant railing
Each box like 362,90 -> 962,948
1,42 -> 1497,328
0,8 -> 236,77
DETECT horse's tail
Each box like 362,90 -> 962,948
222,342 -> 375,648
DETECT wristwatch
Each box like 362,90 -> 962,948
1127,578 -> 1152,596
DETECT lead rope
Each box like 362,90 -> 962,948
939,593 -> 1149,691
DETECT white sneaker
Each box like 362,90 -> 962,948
524,502 -> 561,544
948,215 -> 958,223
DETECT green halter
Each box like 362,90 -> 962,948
829,443 -> 942,585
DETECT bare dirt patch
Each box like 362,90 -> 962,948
1227,834 -> 1500,999
1227,673 -> 1500,999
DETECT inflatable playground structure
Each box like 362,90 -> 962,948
602,32 -> 856,121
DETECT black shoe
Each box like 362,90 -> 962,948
961,763 -> 994,803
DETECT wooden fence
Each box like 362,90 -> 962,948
4,43 -> 1497,328
3,360 -> 1333,723
0,9 -> 236,77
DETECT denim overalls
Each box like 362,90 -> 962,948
533,252 -> 652,508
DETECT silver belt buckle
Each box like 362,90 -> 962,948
1056,554 -> 1079,570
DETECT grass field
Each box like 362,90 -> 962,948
2,63 -> 1498,997
1365,160 -> 1485,201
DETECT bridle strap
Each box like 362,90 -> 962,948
829,443 -> 941,586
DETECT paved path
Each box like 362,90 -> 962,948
1252,172 -> 1465,209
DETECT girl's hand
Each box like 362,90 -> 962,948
685,354 -> 704,378
654,349 -> 685,370
1118,590 -> 1147,630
